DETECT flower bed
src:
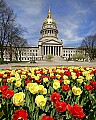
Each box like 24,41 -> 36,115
0,66 -> 96,120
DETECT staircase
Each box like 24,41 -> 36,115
52,56 -> 64,62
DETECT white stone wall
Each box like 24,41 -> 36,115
62,47 -> 83,60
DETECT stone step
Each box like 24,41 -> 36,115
52,56 -> 64,61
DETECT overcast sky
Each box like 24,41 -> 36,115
5,0 -> 96,47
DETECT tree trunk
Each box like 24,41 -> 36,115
1,47 -> 4,61
9,44 -> 12,62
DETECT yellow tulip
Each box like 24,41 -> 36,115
56,74 -> 61,79
35,95 -> 47,107
38,85 -> 44,92
64,79 -> 70,85
72,86 -> 82,95
86,74 -> 93,81
3,74 -> 7,78
76,78 -> 83,84
7,77 -> 15,83
43,77 -> 48,83
63,75 -> 68,80
28,83 -> 39,94
13,92 -> 25,106
0,78 -> 2,82
42,88 -> 47,94
78,76 -> 84,79
21,75 -> 26,79
34,76 -> 39,81
53,80 -> 60,90
15,81 -> 21,87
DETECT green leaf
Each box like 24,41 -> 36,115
0,111 -> 4,119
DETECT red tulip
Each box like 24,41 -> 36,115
13,109 -> 28,120
85,84 -> 94,91
0,85 -> 9,93
90,81 -> 96,89
2,79 -> 7,83
0,74 -> 3,78
68,104 -> 85,119
2,89 -> 14,99
25,80 -> 32,85
41,115 -> 54,120
62,85 -> 70,92
50,92 -> 60,103
55,101 -> 67,112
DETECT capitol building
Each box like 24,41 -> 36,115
3,8 -> 83,61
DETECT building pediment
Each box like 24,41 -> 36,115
42,39 -> 62,45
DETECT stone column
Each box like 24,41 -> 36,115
56,46 -> 57,56
54,46 -> 55,56
48,46 -> 49,55
41,46 -> 43,55
58,46 -> 59,56
59,46 -> 60,56
49,46 -> 50,54
50,46 -> 51,55
43,46 -> 44,55
55,46 -> 56,56
45,46 -> 46,55
38,45 -> 42,56
60,46 -> 63,56
53,46 -> 54,56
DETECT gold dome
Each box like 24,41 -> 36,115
43,7 -> 56,25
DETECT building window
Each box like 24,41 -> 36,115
36,50 -> 37,52
66,54 -> 67,56
36,53 -> 37,56
33,50 -> 34,52
22,58 -> 23,60
30,50 -> 32,52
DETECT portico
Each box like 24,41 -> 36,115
42,45 -> 62,56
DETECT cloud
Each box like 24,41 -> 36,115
7,0 -> 45,16
4,0 -> 96,47
57,16 -> 83,46
55,0 -> 96,46
5,0 -> 46,45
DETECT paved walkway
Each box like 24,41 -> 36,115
0,61 -> 96,69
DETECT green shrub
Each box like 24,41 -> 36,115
46,54 -> 53,60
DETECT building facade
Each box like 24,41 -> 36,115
1,8 -> 83,61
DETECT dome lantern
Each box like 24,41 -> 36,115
43,7 -> 56,25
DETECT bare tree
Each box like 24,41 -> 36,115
81,34 -> 96,60
7,23 -> 27,61
0,6 -> 15,61
12,36 -> 27,61
0,0 -> 27,61
0,0 -> 6,13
